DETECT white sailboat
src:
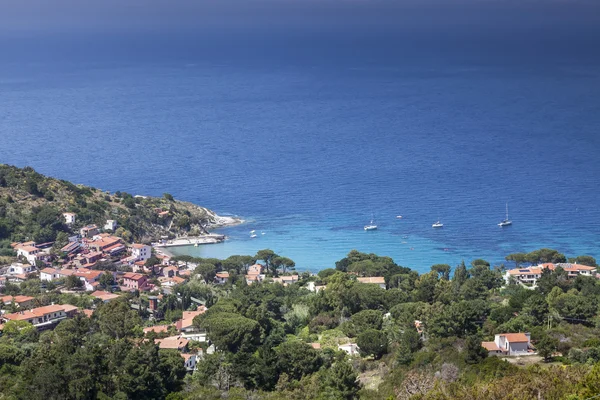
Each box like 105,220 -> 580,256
498,203 -> 512,227
432,220 -> 443,228
364,215 -> 377,231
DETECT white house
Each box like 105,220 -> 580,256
176,309 -> 208,342
63,212 -> 76,225
182,354 -> 198,372
104,220 -> 117,231
40,267 -> 60,282
15,245 -> 41,265
214,272 -> 229,285
338,343 -> 360,356
307,282 -> 326,292
130,243 -> 152,261
481,333 -> 532,356
7,262 -> 35,275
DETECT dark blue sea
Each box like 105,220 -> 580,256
1,3 -> 599,272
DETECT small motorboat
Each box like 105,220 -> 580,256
396,215 -> 403,219
432,221 -> 444,228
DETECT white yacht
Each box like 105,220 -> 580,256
498,203 -> 512,227
432,221 -> 444,228
364,218 -> 377,231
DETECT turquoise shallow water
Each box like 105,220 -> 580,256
1,6 -> 600,273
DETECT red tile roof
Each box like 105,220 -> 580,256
91,290 -> 120,301
357,276 -> 386,284
500,333 -> 529,343
481,341 -> 501,351
155,336 -> 189,350
123,272 -> 146,281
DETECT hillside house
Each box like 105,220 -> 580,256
245,264 -> 266,285
40,267 -> 60,282
176,309 -> 207,342
75,269 -> 112,291
88,235 -> 124,254
61,241 -> 81,255
155,336 -> 189,352
2,304 -> 79,330
481,333 -> 532,356
104,220 -> 117,231
338,343 -> 360,356
182,354 -> 198,372
63,212 -> 76,225
14,245 -> 41,265
130,244 -> 151,261
214,272 -> 229,284
158,276 -> 186,288
271,275 -> 299,286
0,295 -> 35,309
80,225 -> 99,238
144,325 -> 172,336
122,272 -> 149,291
7,262 -> 35,276
357,276 -> 387,289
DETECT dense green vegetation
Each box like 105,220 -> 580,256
0,164 -> 222,249
3,247 -> 600,399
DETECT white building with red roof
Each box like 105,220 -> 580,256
176,309 -> 207,342
482,332 -> 532,356
357,276 -> 386,289
130,243 -> 152,261
2,304 -> 79,330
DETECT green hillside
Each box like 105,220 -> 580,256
0,164 -> 227,254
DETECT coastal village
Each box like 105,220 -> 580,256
1,209 -> 599,371
1,165 -> 600,398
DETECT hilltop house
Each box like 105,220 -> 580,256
80,225 -> 99,238
481,333 -> 532,356
357,276 -> 387,289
